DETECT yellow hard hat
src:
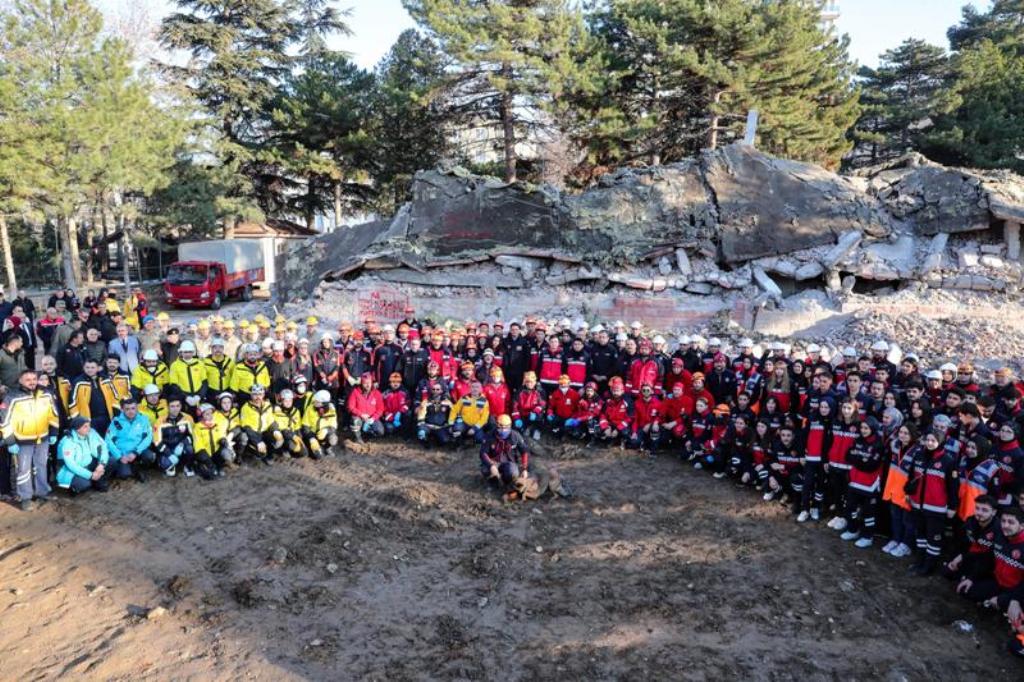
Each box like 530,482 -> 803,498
157,312 -> 170,321
197,320 -> 210,330
275,325 -> 286,333
286,320 -> 298,330
496,414 -> 512,428
223,319 -> 235,329
238,319 -> 250,328
275,314 -> 285,324
306,316 -> 318,325
258,318 -> 271,328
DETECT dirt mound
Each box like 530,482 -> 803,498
0,442 -> 1016,679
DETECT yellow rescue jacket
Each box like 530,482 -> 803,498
154,413 -> 194,447
106,371 -> 132,403
230,361 -> 270,394
1,387 -> 59,443
302,403 -> 338,436
273,404 -> 303,431
215,407 -> 240,432
169,358 -> 207,396
193,418 -> 227,454
139,398 -> 168,430
204,355 -> 235,393
240,401 -> 277,432
70,377 -> 117,420
131,363 -> 169,393
449,395 -> 490,428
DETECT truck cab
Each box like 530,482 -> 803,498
164,261 -> 227,309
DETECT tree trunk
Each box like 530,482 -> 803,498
60,216 -> 78,288
0,213 -> 17,292
119,211 -> 130,291
334,182 -> 342,229
707,90 -> 724,151
223,215 -> 235,240
499,62 -> 517,183
100,206 -> 109,274
84,207 -> 97,285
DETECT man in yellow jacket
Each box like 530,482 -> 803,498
70,360 -> 118,436
131,349 -> 168,397
448,380 -> 491,445
230,344 -> 270,403
203,337 -> 234,394
302,390 -> 338,459
1,370 -> 59,510
168,340 -> 207,410
238,384 -> 276,464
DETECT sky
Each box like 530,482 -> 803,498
97,0 -> 983,70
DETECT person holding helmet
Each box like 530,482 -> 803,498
204,337 -> 234,395
238,384 -> 276,465
598,377 -> 634,444
230,343 -> 271,403
139,383 -> 168,426
302,390 -> 338,458
271,388 -> 307,457
382,372 -> 411,436
480,414 -> 532,499
168,340 -> 208,412
347,371 -> 385,444
104,397 -> 155,482
449,380 -> 491,445
193,403 -> 230,478
130,348 -> 168,398
416,381 -> 453,447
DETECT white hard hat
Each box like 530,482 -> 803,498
870,340 -> 889,352
708,337 -> 721,346
807,343 -> 821,353
739,338 -> 753,348
678,335 -> 691,345
592,324 -> 605,333
692,335 -> 706,345
261,338 -> 274,349
143,383 -> 160,396
939,362 -> 958,373
382,324 -> 395,332
313,390 -> 331,404
278,389 -> 293,401
244,343 -> 260,354
843,346 -> 857,357
142,349 -> 159,362
653,335 -> 666,345
614,320 -> 626,329
904,353 -> 919,363
615,332 -> 628,342
771,341 -> 786,351
199,403 -> 214,414
560,318 -> 572,328
630,321 -> 643,330
272,340 -> 285,352
250,383 -> 266,394
320,332 -> 334,343
211,337 -> 225,348
926,370 -> 942,380
179,340 -> 196,354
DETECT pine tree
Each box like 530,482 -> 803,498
368,29 -> 452,212
849,40 -> 959,168
403,0 -> 597,182
927,1 -> 1024,170
160,0 -> 299,236
576,0 -> 859,172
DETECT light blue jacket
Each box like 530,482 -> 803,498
56,430 -> 108,488
104,412 -> 153,460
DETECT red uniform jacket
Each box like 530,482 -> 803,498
628,357 -> 661,395
599,395 -> 633,432
632,396 -> 662,434
483,383 -> 511,417
346,388 -> 384,420
381,388 -> 410,419
512,387 -> 547,421
548,387 -> 579,419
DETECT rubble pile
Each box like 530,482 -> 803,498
277,143 -> 1024,338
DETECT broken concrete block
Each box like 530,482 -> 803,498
927,232 -> 949,255
675,249 -> 692,276
651,278 -> 669,292
607,272 -> 654,290
378,268 -> 524,288
821,230 -> 862,268
658,257 -> 673,276
751,266 -> 782,298
957,249 -> 980,269
980,255 -> 1005,269
1007,221 -> 1021,261
980,244 -> 1003,255
495,255 -> 545,272
794,261 -> 824,280
825,269 -> 842,291
841,275 -> 856,292
685,282 -> 714,295
920,252 -> 943,275
544,266 -> 603,286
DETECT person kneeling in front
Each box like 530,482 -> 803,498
56,416 -> 110,494
104,397 -> 155,483
479,414 -> 530,500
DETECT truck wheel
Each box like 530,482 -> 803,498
211,293 -> 222,310
242,285 -> 253,302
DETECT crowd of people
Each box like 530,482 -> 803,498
0,290 -> 1022,657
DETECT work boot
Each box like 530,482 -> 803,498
917,555 -> 938,577
354,430 -> 364,445
134,469 -> 148,484
19,499 -> 35,512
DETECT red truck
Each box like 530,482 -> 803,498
164,239 -> 264,309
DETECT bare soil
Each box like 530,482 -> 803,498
0,440 -> 1017,681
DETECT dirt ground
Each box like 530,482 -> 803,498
0,439 -> 1018,681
